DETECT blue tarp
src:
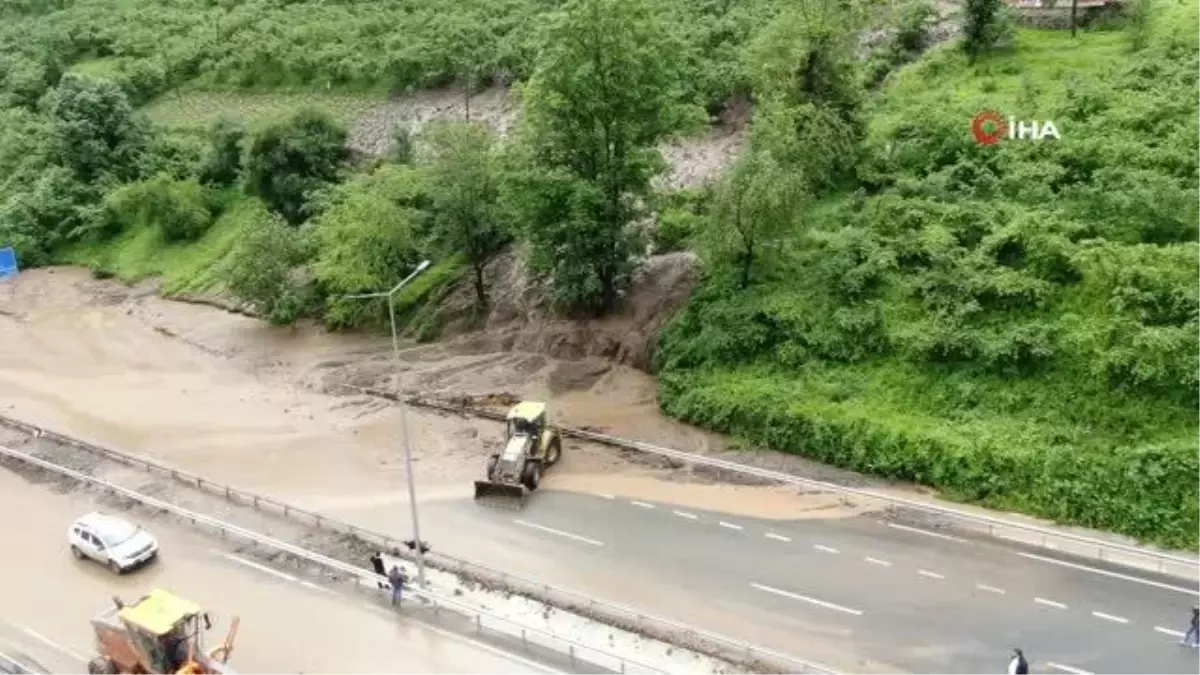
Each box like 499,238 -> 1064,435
0,247 -> 18,280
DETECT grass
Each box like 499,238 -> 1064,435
57,195 -> 258,295
144,91 -> 385,132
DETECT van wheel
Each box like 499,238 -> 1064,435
108,559 -> 123,574
71,545 -> 84,559
546,437 -> 562,467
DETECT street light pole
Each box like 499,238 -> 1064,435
340,259 -> 432,587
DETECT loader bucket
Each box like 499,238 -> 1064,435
473,480 -> 527,508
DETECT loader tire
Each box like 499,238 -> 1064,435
521,461 -> 541,492
545,436 -> 562,467
486,455 -> 499,481
88,656 -> 117,674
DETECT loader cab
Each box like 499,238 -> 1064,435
505,401 -> 547,443
89,589 -> 209,674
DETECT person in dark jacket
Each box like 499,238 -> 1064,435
1007,648 -> 1029,674
1182,606 -> 1199,647
369,551 -> 386,589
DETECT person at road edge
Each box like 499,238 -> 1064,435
388,565 -> 409,607
1007,648 -> 1029,674
1182,606 -> 1199,648
369,551 -> 386,589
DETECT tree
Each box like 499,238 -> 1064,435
224,203 -> 312,324
422,120 -> 507,311
245,109 -> 347,225
199,118 -> 245,187
963,0 -> 1007,60
41,74 -> 148,184
705,147 -> 806,289
312,165 -> 425,328
514,0 -> 693,314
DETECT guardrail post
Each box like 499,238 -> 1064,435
315,515 -> 322,528
253,496 -> 260,509
475,615 -> 482,633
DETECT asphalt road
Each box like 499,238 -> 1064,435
331,488 -> 1200,674
0,469 -> 564,675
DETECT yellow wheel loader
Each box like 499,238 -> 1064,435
87,589 -> 239,674
473,401 -> 562,508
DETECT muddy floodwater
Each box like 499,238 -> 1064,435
0,267 -> 876,522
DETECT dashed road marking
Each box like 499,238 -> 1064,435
750,583 -> 864,616
596,493 -> 616,500
514,519 -> 604,547
1047,662 -> 1092,674
631,500 -> 656,509
884,522 -> 967,544
864,557 -> 892,567
1034,597 -> 1068,610
1016,551 -> 1200,596
673,510 -> 699,520
718,521 -> 743,531
223,552 -> 298,583
918,569 -> 945,580
765,532 -> 792,542
1154,626 -> 1185,638
975,583 -> 1006,595
300,580 -> 335,594
814,544 -> 840,555
13,626 -> 86,663
1091,611 -> 1129,624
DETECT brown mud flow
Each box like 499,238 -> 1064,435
0,267 -> 873,522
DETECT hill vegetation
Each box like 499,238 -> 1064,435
0,0 -> 1195,547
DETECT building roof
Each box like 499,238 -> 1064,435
506,401 -> 546,422
118,589 -> 200,636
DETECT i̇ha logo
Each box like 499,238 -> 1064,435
971,110 -> 1060,145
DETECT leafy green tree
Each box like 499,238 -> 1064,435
705,146 -> 807,289
312,165 -> 426,327
101,173 -> 213,242
224,202 -> 312,324
0,166 -> 97,264
963,0 -> 1009,60
391,123 -> 415,165
515,0 -> 692,314
245,108 -> 347,225
422,120 -> 507,311
200,118 -> 245,187
41,74 -> 149,184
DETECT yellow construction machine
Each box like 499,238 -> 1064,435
87,589 -> 239,674
473,401 -> 562,508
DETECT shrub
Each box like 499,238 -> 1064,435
223,202 -> 313,324
102,173 -> 213,242
245,109 -> 348,225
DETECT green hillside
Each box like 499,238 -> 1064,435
0,0 -> 1195,547
657,1 -> 1199,548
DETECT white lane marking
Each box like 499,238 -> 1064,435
300,580 -> 335,594
631,500 -> 656,509
1016,551 -> 1200,596
673,510 -> 699,520
596,493 -> 616,500
1047,662 -> 1092,674
865,557 -> 892,567
1154,626 -> 1185,638
765,532 -> 791,542
718,521 -> 743,531
16,627 -> 87,662
1091,611 -> 1129,624
421,622 -> 566,674
1034,597 -> 1068,610
514,519 -> 604,547
222,552 -> 298,583
884,522 -> 967,543
750,583 -> 864,616
975,583 -> 1006,595
918,569 -> 945,580
814,544 -> 840,554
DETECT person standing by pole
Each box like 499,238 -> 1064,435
388,565 -> 409,608
369,551 -> 386,589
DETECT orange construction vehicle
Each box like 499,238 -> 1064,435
87,589 -> 239,674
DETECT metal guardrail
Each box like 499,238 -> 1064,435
0,443 -> 665,675
0,415 -> 835,675
389,392 -> 1200,580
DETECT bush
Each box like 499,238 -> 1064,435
245,108 -> 348,225
102,173 -> 213,242
223,203 -> 313,324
